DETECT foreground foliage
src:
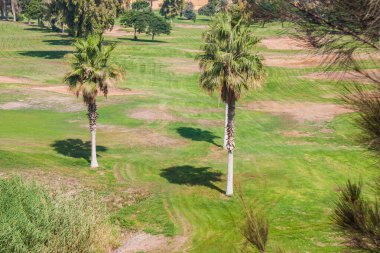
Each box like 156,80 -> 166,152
0,177 -> 119,253
333,180 -> 380,252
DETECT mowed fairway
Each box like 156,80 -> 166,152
0,19 -> 378,252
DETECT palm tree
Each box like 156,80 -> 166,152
198,12 -> 265,196
65,34 -> 122,168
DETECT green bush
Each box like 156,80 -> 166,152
0,177 -> 119,253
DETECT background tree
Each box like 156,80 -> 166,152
131,0 -> 149,10
120,10 -> 151,40
64,34 -> 122,168
146,13 -> 171,40
183,1 -> 196,22
53,0 -> 119,37
159,0 -> 179,23
24,0 -> 44,25
198,0 -> 217,16
198,13 -> 265,196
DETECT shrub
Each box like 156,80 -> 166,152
0,177 -> 119,253
183,1 -> 196,21
333,180 -> 380,252
131,0 -> 150,10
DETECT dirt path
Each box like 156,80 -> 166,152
113,201 -> 191,253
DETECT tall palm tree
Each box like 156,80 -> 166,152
198,12 -> 265,196
65,34 -> 122,168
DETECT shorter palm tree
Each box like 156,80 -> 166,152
65,34 -> 123,168
198,12 -> 265,196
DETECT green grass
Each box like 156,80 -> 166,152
0,19 -> 379,252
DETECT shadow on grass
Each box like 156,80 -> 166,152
176,127 -> 221,147
51,139 -> 107,163
160,165 -> 223,193
43,39 -> 73,46
19,50 -> 71,59
118,37 -> 167,43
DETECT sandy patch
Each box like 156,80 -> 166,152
104,25 -> 135,37
0,76 -> 35,84
31,85 -> 145,96
175,23 -> 208,29
159,57 -> 199,74
261,36 -> 312,50
246,101 -> 354,122
303,69 -> 380,84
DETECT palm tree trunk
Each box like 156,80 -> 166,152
225,99 -> 235,196
88,102 -> 99,168
1,0 -> 7,20
10,0 -> 16,21
223,103 -> 228,149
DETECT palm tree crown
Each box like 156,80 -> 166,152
198,13 -> 264,104
65,34 -> 122,104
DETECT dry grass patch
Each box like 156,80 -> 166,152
0,76 -> 35,84
31,85 -> 145,96
246,101 -> 354,122
104,25 -> 135,37
129,107 -> 178,122
175,23 -> 208,29
260,36 -> 312,50
97,124 -> 186,147
303,69 -> 380,84
159,57 -> 199,74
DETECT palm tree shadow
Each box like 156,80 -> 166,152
51,139 -> 107,163
176,127 -> 221,147
160,165 -> 223,193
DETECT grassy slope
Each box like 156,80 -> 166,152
0,19 -> 378,252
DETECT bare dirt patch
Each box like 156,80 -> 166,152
0,76 -> 35,84
159,57 -> 199,74
303,69 -> 380,84
104,25 -> 135,37
261,36 -> 312,50
246,101 -> 354,122
31,85 -> 145,96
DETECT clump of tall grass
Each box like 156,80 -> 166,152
0,177 -> 120,253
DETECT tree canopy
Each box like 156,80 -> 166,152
52,0 -> 119,37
